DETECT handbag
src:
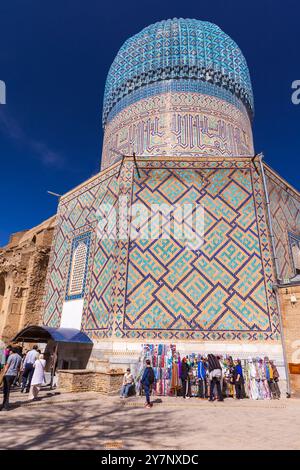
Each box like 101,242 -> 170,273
0,368 -> 5,387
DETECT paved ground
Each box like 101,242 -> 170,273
0,387 -> 300,450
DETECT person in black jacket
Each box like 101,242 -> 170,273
141,359 -> 155,408
207,354 -> 224,402
180,357 -> 191,399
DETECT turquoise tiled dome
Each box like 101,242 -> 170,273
103,18 -> 254,127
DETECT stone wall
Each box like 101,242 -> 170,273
0,216 -> 55,343
58,369 -> 124,395
278,283 -> 300,396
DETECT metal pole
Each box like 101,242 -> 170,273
50,343 -> 58,390
273,284 -> 291,397
117,154 -> 125,179
132,152 -> 141,179
258,154 -> 291,397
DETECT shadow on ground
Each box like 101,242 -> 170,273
0,398 -> 180,450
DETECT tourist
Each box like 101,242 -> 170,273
208,354 -> 224,402
233,359 -> 245,399
1,346 -> 22,411
266,359 -> 281,399
28,354 -> 46,401
141,359 -> 155,408
197,356 -> 207,398
180,357 -> 191,399
21,344 -> 39,393
270,360 -> 281,399
12,346 -> 23,387
120,367 -> 134,398
3,345 -> 12,364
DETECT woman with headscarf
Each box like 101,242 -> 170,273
28,353 -> 46,401
207,354 -> 224,402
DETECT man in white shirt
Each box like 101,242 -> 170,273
120,368 -> 134,398
21,345 -> 39,393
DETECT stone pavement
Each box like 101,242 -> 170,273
0,387 -> 300,450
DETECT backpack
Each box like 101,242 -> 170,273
147,367 -> 155,385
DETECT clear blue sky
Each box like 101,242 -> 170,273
0,0 -> 299,246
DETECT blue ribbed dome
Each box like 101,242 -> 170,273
103,18 -> 254,127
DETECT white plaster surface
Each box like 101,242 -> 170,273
60,299 -> 84,330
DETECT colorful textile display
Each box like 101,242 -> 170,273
135,345 -> 281,400
135,344 -> 177,396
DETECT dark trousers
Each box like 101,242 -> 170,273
198,378 -> 208,398
181,378 -> 191,398
210,378 -> 223,401
22,363 -> 34,392
235,382 -> 244,399
143,384 -> 151,404
2,375 -> 15,409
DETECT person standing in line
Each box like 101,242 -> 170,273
28,354 -> 46,401
208,354 -> 224,402
1,347 -> 22,411
141,359 -> 155,408
12,346 -> 23,387
120,368 -> 134,398
21,345 -> 39,393
180,357 -> 191,399
233,359 -> 245,399
197,356 -> 207,398
270,360 -> 281,399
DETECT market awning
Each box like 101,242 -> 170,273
12,325 -> 93,344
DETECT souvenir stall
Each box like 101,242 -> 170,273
133,344 -> 178,396
134,345 -> 281,400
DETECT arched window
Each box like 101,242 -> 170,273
65,232 -> 91,300
289,232 -> 300,275
291,241 -> 300,274
69,243 -> 88,296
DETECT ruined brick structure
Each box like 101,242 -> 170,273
0,216 -> 55,344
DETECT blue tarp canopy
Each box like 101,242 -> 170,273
12,325 -> 93,344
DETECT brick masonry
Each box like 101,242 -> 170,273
58,369 -> 124,395
279,284 -> 300,395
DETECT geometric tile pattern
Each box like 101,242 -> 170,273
121,160 -> 280,341
265,166 -> 300,280
103,18 -> 253,127
43,157 -> 281,343
43,166 -> 119,339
